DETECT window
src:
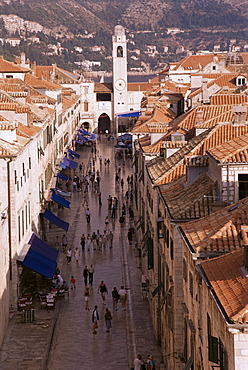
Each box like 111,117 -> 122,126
117,45 -> 123,57
29,157 -> 31,169
84,86 -> 89,94
14,170 -> 17,184
6,75 -> 13,78
237,77 -> 246,86
84,100 -> 89,112
183,259 -> 187,281
170,238 -> 174,260
18,215 -> 21,242
147,237 -> 154,270
212,65 -> 216,70
238,174 -> 248,200
189,272 -> 193,297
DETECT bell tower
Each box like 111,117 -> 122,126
112,25 -> 128,126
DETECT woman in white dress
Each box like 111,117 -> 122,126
86,233 -> 92,251
74,247 -> 80,263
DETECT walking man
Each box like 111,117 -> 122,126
104,308 -> 112,333
88,264 -> 95,285
92,305 -> 99,334
112,287 -> 119,311
83,265 -> 88,285
98,280 -> 108,304
109,231 -> 114,248
119,285 -> 127,310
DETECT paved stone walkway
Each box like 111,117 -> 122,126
0,138 -> 161,370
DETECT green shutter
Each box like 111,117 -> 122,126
147,237 -> 154,270
209,336 -> 219,364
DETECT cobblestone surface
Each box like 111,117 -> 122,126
0,138 -> 161,370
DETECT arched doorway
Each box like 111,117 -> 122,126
98,113 -> 110,134
82,122 -> 90,130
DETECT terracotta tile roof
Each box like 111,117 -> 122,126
207,133 -> 248,164
200,247 -> 248,322
181,197 -> 248,254
142,139 -> 187,155
25,73 -> 61,90
128,81 -> 159,92
17,122 -> 41,138
147,129 -> 211,184
210,94 -> 248,105
160,173 -> 216,219
94,82 -> 113,93
0,103 -> 30,113
132,105 -> 175,134
35,66 -> 53,80
0,56 -> 30,72
171,54 -> 223,71
139,135 -> 151,147
62,96 -> 74,109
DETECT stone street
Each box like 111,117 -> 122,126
0,137 -> 161,370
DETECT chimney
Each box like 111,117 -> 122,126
201,78 -> 210,104
232,106 -> 247,125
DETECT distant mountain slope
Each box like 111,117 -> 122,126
0,0 -> 246,33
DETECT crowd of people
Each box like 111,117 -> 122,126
51,138 -> 155,368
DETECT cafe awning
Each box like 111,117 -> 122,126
58,161 -> 67,169
78,128 -> 90,136
51,192 -> 70,209
77,134 -> 89,142
117,111 -> 140,118
22,234 -> 59,279
57,173 -> 68,181
63,157 -> 78,170
68,149 -> 80,158
41,209 -> 69,231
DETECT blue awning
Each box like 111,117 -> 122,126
78,128 -> 90,136
57,173 -> 68,181
117,111 -> 140,118
68,153 -> 74,160
88,134 -> 98,141
68,149 -> 80,158
51,192 -> 70,209
58,161 -> 67,169
52,188 -> 71,197
22,234 -> 59,278
42,209 -> 69,231
117,133 -> 132,141
74,139 -> 85,145
63,157 -> 78,170
77,134 -> 89,142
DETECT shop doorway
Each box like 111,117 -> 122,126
98,113 -> 110,134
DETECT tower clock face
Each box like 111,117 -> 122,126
115,79 -> 126,91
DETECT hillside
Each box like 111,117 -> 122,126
0,0 -> 247,72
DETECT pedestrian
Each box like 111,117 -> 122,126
98,280 -> 108,304
121,178 -> 124,189
122,203 -> 126,216
147,355 -> 155,370
96,229 -> 100,247
107,195 -> 112,210
54,236 -> 60,250
99,155 -> 102,164
105,215 -> 109,230
98,192 -> 102,206
83,265 -> 88,285
66,248 -> 72,264
84,287 -> 90,310
133,355 -> 144,370
70,276 -> 76,289
104,158 -> 107,166
88,264 -> 95,285
129,206 -> 134,219
74,246 -> 80,263
98,234 -> 103,251
85,207 -> 91,223
92,305 -> 99,334
102,230 -> 108,248
80,233 -> 86,251
109,231 -> 114,248
107,158 -> 110,166
61,234 -> 67,253
112,287 -> 119,311
92,232 -> 97,250
86,233 -> 91,251
73,181 -> 77,192
82,191 -> 88,207
104,308 -> 112,333
118,285 -> 127,310
119,215 -> 125,227
127,228 -> 133,245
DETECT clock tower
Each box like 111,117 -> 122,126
112,25 -> 128,127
